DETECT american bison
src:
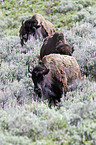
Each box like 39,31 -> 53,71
19,14 -> 56,46
39,31 -> 74,60
28,54 -> 81,106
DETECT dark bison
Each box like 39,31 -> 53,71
28,54 -> 81,106
39,31 -> 74,60
19,14 -> 56,46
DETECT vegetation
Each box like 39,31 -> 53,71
0,0 -> 96,144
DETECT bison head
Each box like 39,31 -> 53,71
56,43 -> 74,56
28,64 -> 49,97
19,18 -> 41,46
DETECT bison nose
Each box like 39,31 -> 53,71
34,88 -> 41,94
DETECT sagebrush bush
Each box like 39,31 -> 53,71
62,22 -> 96,79
56,0 -> 95,13
0,0 -> 96,144
0,36 -> 42,108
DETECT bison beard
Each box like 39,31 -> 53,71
42,76 -> 64,106
48,77 -> 63,105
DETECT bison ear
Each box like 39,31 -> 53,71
43,68 -> 49,75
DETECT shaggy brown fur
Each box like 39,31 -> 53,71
41,54 -> 81,87
39,31 -> 74,60
31,14 -> 56,36
29,54 -> 81,106
19,14 -> 56,46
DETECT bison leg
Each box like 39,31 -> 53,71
21,39 -> 24,46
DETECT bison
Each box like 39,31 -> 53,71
28,54 -> 81,106
19,14 -> 56,46
39,31 -> 74,60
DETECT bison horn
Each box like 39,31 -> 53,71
72,46 -> 74,53
22,20 -> 24,25
43,68 -> 49,75
28,64 -> 32,74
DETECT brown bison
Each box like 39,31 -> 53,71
39,31 -> 74,60
28,54 -> 81,106
19,14 -> 56,46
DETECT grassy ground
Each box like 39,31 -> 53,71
0,0 -> 96,144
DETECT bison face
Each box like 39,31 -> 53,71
19,19 -> 41,46
32,65 -> 49,97
56,43 -> 74,56
24,19 -> 41,34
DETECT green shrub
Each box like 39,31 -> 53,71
56,0 -> 96,13
62,22 -> 96,80
0,36 -> 42,108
